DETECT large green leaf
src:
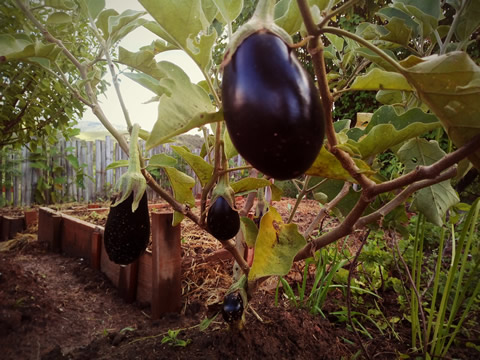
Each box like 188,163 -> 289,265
171,145 -> 213,186
163,167 -> 196,226
147,153 -> 177,168
139,0 -> 216,72
305,147 -> 375,182
346,106 -> 440,159
107,10 -> 147,44
397,138 -> 459,226
230,178 -> 271,194
118,48 -> 221,148
47,12 -> 73,25
392,0 -> 439,37
79,0 -> 105,20
350,68 -> 412,91
455,0 -> 480,41
0,34 -> 61,63
274,0 -> 339,35
212,0 -> 243,23
248,207 -> 306,281
401,51 -> 480,168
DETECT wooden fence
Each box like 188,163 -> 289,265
0,136 -> 243,207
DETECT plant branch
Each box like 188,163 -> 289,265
440,0 -> 468,55
318,0 -> 363,29
371,133 -> 480,197
303,181 -> 351,239
320,27 -> 407,74
223,239 -> 250,275
296,0 -> 335,148
141,169 -> 200,225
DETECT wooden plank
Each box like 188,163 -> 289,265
118,261 -> 139,304
90,231 -> 102,270
105,136 -> 113,189
95,139 -> 104,198
60,213 -> 96,260
151,212 -> 182,318
136,251 -> 152,304
13,151 -> 19,207
38,207 -> 62,252
86,141 -> 94,202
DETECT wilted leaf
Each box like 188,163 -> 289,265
171,145 -> 213,186
248,207 -> 306,281
397,138 -> 459,226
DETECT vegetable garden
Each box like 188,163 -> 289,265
1,0 -> 480,359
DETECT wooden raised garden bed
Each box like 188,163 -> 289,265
37,205 -> 182,318
0,208 -> 38,242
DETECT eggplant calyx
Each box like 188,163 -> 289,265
112,123 -> 147,213
221,0 -> 291,69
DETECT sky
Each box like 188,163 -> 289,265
80,0 -> 205,133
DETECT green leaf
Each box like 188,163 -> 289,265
147,153 -> 177,168
212,0 -> 243,24
270,183 -> 283,201
108,10 -> 147,44
305,147 -> 375,183
401,52 -> 480,168
347,106 -> 440,159
223,129 -> 238,160
455,0 -> 480,41
0,34 -> 61,62
118,48 -> 220,148
96,9 -> 119,38
230,178 -> 271,194
397,138 -> 459,226
313,180 -> 365,217
106,160 -> 129,170
171,145 -> 213,186
240,216 -> 258,248
80,0 -> 105,20
350,68 -> 412,91
123,72 -> 166,96
248,207 -> 306,281
163,167 -> 196,226
392,1 -> 439,37
44,0 -> 77,10
139,0 -> 216,72
47,12 -> 73,24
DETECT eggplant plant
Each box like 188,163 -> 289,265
4,0 -> 480,353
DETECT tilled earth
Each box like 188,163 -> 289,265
0,199 -> 477,359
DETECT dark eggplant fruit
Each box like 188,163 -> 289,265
207,196 -> 240,241
104,192 -> 150,265
222,31 -> 325,180
222,292 -> 244,324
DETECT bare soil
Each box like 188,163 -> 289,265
0,199 -> 477,359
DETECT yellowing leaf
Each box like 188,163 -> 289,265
305,147 -> 375,182
248,207 -> 306,281
351,68 -> 412,91
240,217 -> 258,248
